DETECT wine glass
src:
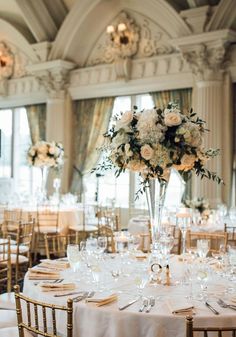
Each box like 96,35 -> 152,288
134,269 -> 149,297
67,244 -> 80,272
97,236 -> 107,255
86,236 -> 97,255
197,239 -> 210,259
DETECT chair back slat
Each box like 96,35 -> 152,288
44,233 -> 79,259
14,285 -> 73,337
42,306 -> 47,333
26,302 -> 31,326
34,303 -> 39,330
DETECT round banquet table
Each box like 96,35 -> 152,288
23,254 -> 236,337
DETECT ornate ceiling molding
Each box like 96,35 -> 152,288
27,60 -> 75,98
171,29 -> 236,81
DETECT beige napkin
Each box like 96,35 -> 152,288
28,267 -> 60,280
86,293 -> 117,307
39,259 -> 70,270
39,282 -> 75,292
167,299 -> 194,315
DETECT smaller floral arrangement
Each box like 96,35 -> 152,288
183,197 -> 210,214
27,140 -> 64,168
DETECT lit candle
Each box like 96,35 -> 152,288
106,25 -> 115,34
117,23 -> 127,32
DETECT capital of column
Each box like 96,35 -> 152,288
171,29 -> 236,82
27,59 -> 76,99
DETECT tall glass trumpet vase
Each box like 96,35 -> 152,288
145,175 -> 169,260
40,166 -> 49,203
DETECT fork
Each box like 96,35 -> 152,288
139,298 -> 148,312
145,297 -> 155,313
73,291 -> 95,302
34,278 -> 63,286
217,299 -> 236,310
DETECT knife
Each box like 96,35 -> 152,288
54,291 -> 85,297
205,302 -> 219,315
119,298 -> 139,311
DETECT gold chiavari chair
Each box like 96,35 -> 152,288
3,220 -> 34,285
98,225 -> 116,253
44,232 -> 79,259
0,236 -> 18,331
0,236 -> 11,293
34,205 -> 59,259
186,315 -> 236,337
224,223 -> 236,247
187,231 -> 228,255
14,284 -> 73,337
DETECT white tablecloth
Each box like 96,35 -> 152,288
23,255 -> 236,337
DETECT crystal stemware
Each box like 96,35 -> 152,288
67,244 -> 80,272
177,213 -> 191,255
197,239 -> 210,259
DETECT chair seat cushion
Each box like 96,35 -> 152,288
0,245 -> 29,254
0,254 -> 28,264
34,227 -> 59,234
0,292 -> 15,310
0,309 -> 17,328
0,238 -> 16,245
69,225 -> 97,232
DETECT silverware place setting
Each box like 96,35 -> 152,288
205,301 -> 219,315
73,291 -> 95,303
145,297 -> 155,313
54,291 -> 86,298
34,278 -> 64,286
217,299 -> 236,311
139,298 -> 149,312
118,297 -> 140,311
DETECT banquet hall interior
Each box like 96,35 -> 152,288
0,0 -> 236,336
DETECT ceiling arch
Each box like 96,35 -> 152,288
0,18 -> 38,62
49,0 -> 191,65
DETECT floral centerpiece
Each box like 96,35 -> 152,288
27,140 -> 64,201
97,103 -> 222,255
183,197 -> 210,214
27,140 -> 64,168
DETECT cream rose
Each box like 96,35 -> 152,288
164,112 -> 182,127
118,111 -> 133,126
140,144 -> 154,160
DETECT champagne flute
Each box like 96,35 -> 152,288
177,213 -> 191,255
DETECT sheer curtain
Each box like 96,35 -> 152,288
150,88 -> 192,200
25,104 -> 46,143
70,97 -> 115,199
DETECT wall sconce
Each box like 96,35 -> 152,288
105,12 -> 140,81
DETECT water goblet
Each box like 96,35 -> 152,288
67,244 -> 80,272
96,236 -> 107,256
134,270 -> 149,298
197,239 -> 210,259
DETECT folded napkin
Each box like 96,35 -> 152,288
39,282 -> 76,292
39,259 -> 70,270
167,299 -> 194,315
86,293 -> 117,307
28,267 -> 60,280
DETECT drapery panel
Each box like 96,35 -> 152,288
70,97 -> 115,198
150,88 -> 193,200
25,104 -> 46,144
